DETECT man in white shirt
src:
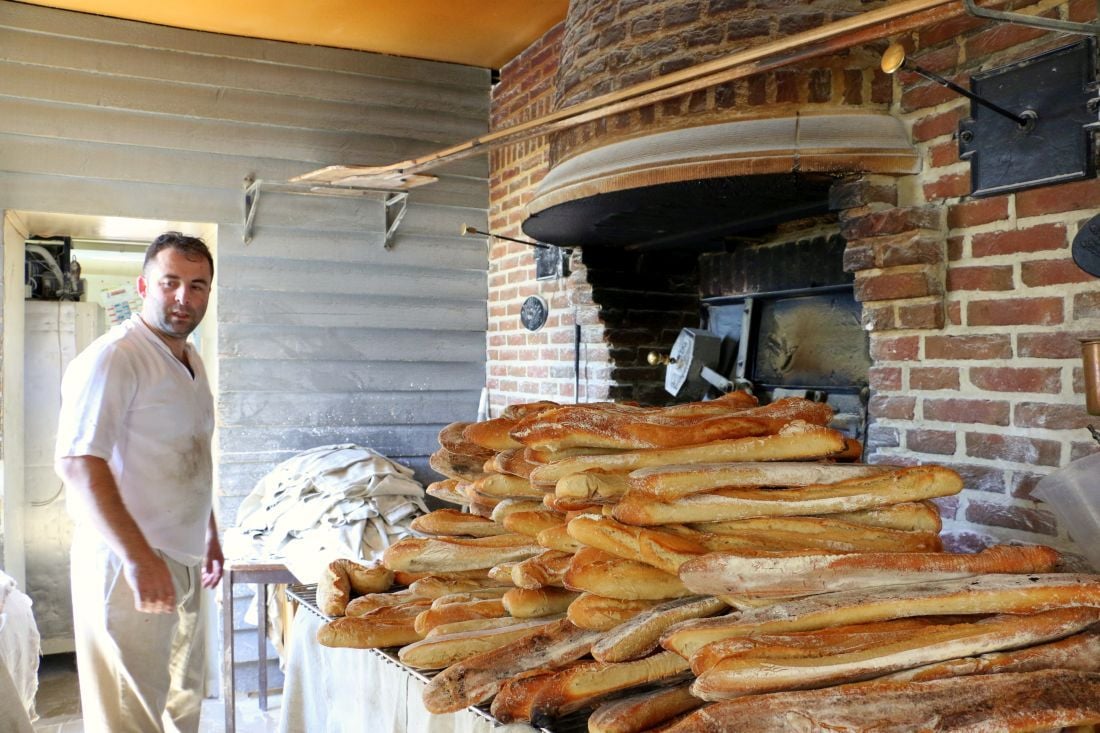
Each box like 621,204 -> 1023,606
55,232 -> 223,733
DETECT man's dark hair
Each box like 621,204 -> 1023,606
144,232 -> 214,279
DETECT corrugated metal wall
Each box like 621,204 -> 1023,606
0,0 -> 488,692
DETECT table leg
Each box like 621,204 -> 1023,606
223,570 -> 235,733
258,583 -> 268,711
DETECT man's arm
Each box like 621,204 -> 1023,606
203,512 -> 224,589
55,455 -> 176,614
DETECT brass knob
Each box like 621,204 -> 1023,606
881,43 -> 907,75
647,351 -> 676,366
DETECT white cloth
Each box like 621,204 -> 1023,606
232,445 -> 427,583
70,528 -> 206,733
55,314 -> 214,564
280,611 -> 536,733
0,571 -> 39,724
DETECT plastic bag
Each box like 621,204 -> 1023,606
1033,452 -> 1100,571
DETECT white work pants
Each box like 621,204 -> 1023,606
70,530 -> 205,733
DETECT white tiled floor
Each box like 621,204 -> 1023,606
33,654 -> 281,733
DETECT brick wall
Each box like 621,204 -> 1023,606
854,3 -> 1100,553
488,1 -> 1100,559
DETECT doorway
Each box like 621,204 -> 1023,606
1,210 -> 218,657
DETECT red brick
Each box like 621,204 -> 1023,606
1074,291 -> 1100,319
917,14 -> 985,48
965,21 -> 1047,59
841,206 -> 941,240
869,395 -> 916,420
1070,441 -> 1100,462
967,297 -> 1063,326
842,243 -> 875,272
970,367 -> 1061,394
873,234 -> 944,268
946,265 -> 1013,291
1018,331 -> 1098,359
854,269 -> 941,302
950,463 -> 1006,494
865,424 -> 900,450
862,302 -> 896,331
912,106 -> 966,143
896,300 -> 945,330
1014,402 -> 1094,430
925,398 -> 1010,426
971,224 -> 1067,257
906,429 -> 957,455
869,366 -> 902,391
929,140 -> 960,169
910,366 -> 960,391
964,499 -> 1058,535
1021,258 -> 1095,287
947,300 -> 962,326
924,334 -> 1012,360
934,495 -> 960,521
901,79 -> 960,113
1016,178 -> 1100,218
965,432 -> 1061,467
1007,471 -> 1044,501
946,236 -> 965,261
870,335 -> 920,361
941,530 -> 994,552
923,172 -> 970,201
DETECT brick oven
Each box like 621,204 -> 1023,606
486,0 -> 1100,560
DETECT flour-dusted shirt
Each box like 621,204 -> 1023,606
56,314 -> 214,564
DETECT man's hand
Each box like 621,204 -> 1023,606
202,529 -> 224,589
123,555 -> 176,614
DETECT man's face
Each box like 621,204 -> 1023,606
137,247 -> 212,339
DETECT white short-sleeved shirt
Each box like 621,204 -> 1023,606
56,314 -> 214,564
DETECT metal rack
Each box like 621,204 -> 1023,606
285,584 -> 590,733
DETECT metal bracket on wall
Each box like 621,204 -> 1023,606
963,0 -> 1100,36
242,176 -> 409,248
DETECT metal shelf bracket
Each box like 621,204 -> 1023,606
963,0 -> 1100,36
242,175 -> 409,248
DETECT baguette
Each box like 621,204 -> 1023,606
426,614 -> 563,638
629,461 -> 888,499
345,589 -> 422,617
473,472 -> 546,500
661,573 -> 1100,661
488,562 -> 519,584
317,601 -> 429,648
682,516 -> 942,554
503,509 -> 567,538
438,421 -> 497,459
555,471 -> 631,502
489,662 -> 586,724
429,589 -> 511,605
567,593 -> 663,631
381,533 -> 541,573
826,501 -> 942,532
503,587 -> 582,617
425,479 -> 468,506
528,651 -> 692,724
592,596 -> 729,663
407,574 -> 511,599
421,618 -> 602,713
679,545 -> 1062,600
463,416 -> 523,451
662,670 -> 1100,733
883,626 -> 1100,682
567,514 -> 710,575
537,524 -> 584,553
315,558 -> 393,617
398,616 -> 561,669
486,448 -> 539,479
587,683 -> 704,733
490,498 -> 549,522
528,422 -> 847,484
511,550 -> 573,589
413,598 -> 507,636
511,398 -> 833,452
429,448 -> 490,482
410,508 -> 509,537
692,607 -> 1100,698
614,465 -> 963,525
392,568 -> 491,587
564,548 -> 691,601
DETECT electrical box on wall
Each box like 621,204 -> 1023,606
25,236 -> 83,301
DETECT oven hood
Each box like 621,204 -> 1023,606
521,112 -> 919,250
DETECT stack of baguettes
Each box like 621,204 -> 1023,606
311,394 -> 1100,733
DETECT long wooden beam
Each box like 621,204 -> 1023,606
294,0 -> 974,186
